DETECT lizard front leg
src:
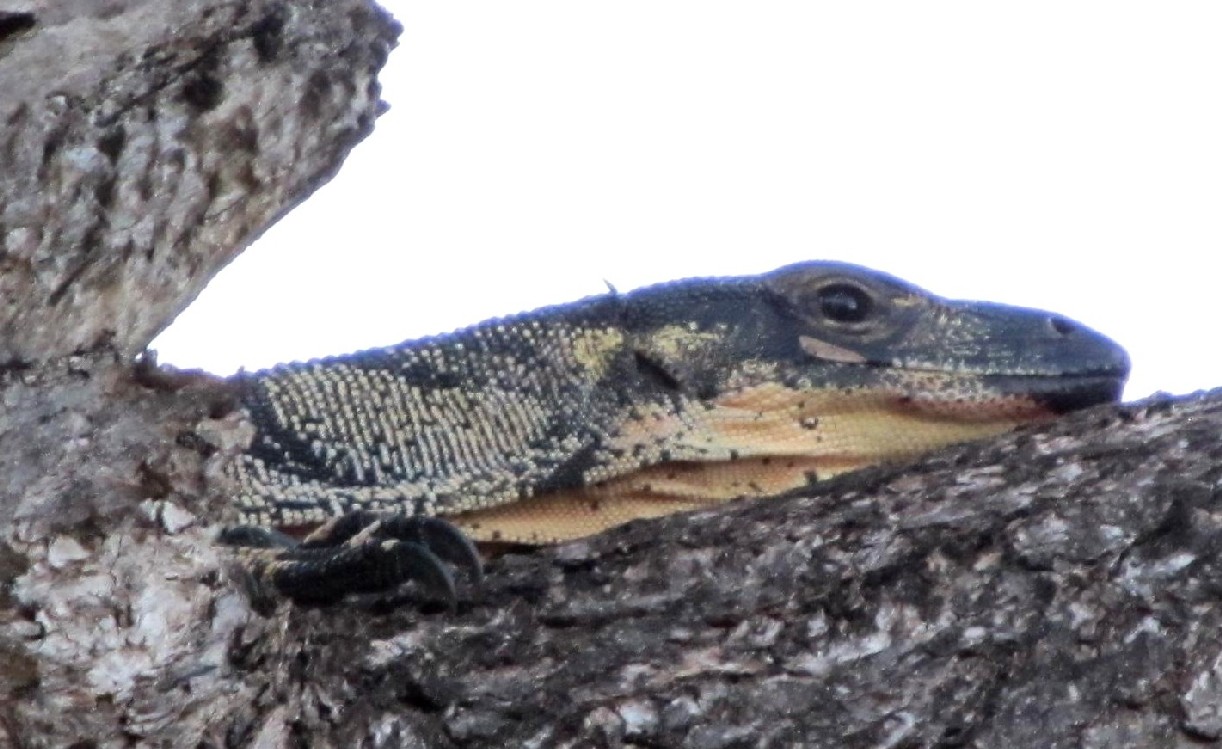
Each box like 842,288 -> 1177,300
219,511 -> 483,606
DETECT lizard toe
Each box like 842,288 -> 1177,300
380,515 -> 484,584
221,512 -> 475,606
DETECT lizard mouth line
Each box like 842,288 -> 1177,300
797,335 -> 1130,386
224,260 -> 1134,597
970,372 -> 1127,414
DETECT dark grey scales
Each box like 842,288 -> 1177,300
218,261 -> 1129,605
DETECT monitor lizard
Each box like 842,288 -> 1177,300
218,261 -> 1130,605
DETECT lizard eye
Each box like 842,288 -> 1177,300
817,283 -> 873,323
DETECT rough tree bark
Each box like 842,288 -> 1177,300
0,0 -> 401,744
1,2 -> 1219,748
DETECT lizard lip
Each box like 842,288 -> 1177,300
982,372 -> 1127,413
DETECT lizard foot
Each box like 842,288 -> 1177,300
219,511 -> 483,607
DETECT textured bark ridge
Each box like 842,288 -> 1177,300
1,2 -> 1220,747
0,0 -> 400,744
220,390 -> 1222,748
0,0 -> 397,363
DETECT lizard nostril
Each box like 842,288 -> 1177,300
1048,316 -> 1076,336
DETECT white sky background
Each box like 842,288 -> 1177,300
153,2 -> 1222,400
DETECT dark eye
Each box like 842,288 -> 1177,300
816,283 -> 873,323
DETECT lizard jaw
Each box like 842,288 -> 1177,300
985,373 -> 1126,415
449,374 -> 1123,545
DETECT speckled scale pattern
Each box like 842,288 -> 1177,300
224,261 -> 1129,544
228,295 -> 679,527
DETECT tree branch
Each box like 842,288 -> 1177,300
2,1 -> 1218,747
223,390 -> 1222,747
0,0 -> 398,744
0,0 -> 397,363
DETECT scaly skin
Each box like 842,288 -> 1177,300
221,261 -> 1129,602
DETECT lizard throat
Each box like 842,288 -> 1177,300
449,381 -> 1055,544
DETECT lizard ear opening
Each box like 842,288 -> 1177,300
633,350 -> 683,391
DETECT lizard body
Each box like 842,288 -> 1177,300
222,261 -> 1129,601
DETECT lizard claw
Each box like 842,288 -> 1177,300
216,525 -> 298,549
220,513 -> 479,606
381,515 -> 484,584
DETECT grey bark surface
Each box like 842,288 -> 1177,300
1,2 -> 1220,748
217,389 -> 1222,749
0,0 -> 399,745
0,0 -> 395,364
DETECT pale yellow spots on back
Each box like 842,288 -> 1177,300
569,327 -> 625,378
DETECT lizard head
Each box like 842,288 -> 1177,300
444,263 -> 1132,545
758,260 -> 1130,414
615,260 -> 1130,485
